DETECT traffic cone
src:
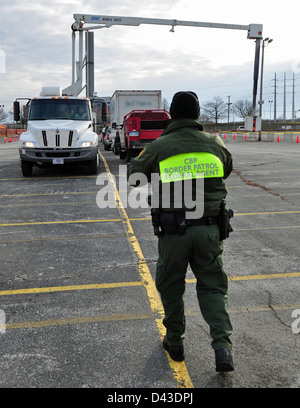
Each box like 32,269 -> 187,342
224,133 -> 226,139
4,137 -> 6,143
233,134 -> 236,140
244,133 -> 247,140
297,135 -> 299,143
277,135 -> 280,142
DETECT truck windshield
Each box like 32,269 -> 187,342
29,99 -> 91,121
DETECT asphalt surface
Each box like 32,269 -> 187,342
0,136 -> 299,391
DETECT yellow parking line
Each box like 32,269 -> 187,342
228,272 -> 300,281
0,191 -> 98,197
6,313 -> 153,330
6,302 -> 300,331
186,272 -> 300,284
0,219 -> 121,227
1,210 -> 300,228
0,281 -> 144,296
234,210 -> 300,216
8,300 -> 299,331
1,271 -> 299,297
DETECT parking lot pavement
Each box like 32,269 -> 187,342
0,139 -> 299,390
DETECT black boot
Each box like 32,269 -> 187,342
215,348 -> 234,372
163,336 -> 185,362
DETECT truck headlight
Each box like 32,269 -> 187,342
81,141 -> 94,147
21,142 -> 35,148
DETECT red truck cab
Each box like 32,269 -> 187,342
119,109 -> 171,161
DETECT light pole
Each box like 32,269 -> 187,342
258,37 -> 273,139
269,100 -> 273,122
227,95 -> 232,128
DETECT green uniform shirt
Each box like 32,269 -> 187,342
127,119 -> 232,216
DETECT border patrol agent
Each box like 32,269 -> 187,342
127,92 -> 234,372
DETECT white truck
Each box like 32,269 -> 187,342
14,87 -> 100,177
110,90 -> 162,158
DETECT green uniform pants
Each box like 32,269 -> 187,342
155,223 -> 233,350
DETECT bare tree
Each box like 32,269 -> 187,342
0,106 -> 7,123
199,113 -> 212,123
233,99 -> 254,118
202,97 -> 226,124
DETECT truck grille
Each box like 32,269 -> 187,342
42,131 -> 47,146
68,131 -> 73,146
40,130 -> 75,147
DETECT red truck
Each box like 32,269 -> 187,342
115,109 -> 171,162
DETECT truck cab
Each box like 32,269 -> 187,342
15,87 -> 100,176
117,109 -> 171,162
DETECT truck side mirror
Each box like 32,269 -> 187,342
13,101 -> 20,122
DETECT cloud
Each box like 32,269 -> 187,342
1,0 -> 299,120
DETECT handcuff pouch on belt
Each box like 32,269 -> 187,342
151,209 -> 186,237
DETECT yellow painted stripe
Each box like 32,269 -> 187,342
99,151 -> 194,389
234,210 -> 300,216
0,191 -> 98,197
186,272 -> 300,284
187,303 -> 300,315
1,225 -> 299,245
6,313 -> 153,330
228,272 -> 300,281
0,281 -> 144,296
0,219 -> 121,227
1,210 -> 300,228
1,271 -> 299,297
5,303 -> 300,331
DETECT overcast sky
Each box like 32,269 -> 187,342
1,0 -> 300,120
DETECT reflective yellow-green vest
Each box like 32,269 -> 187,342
159,152 -> 224,183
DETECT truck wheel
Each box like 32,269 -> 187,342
114,137 -> 120,155
21,160 -> 33,177
126,149 -> 135,163
119,150 -> 127,160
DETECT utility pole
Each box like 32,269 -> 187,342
272,73 -> 278,122
283,73 -> 286,123
292,73 -> 295,120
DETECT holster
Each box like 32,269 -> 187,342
218,200 -> 234,240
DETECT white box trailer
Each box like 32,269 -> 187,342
110,90 -> 162,152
